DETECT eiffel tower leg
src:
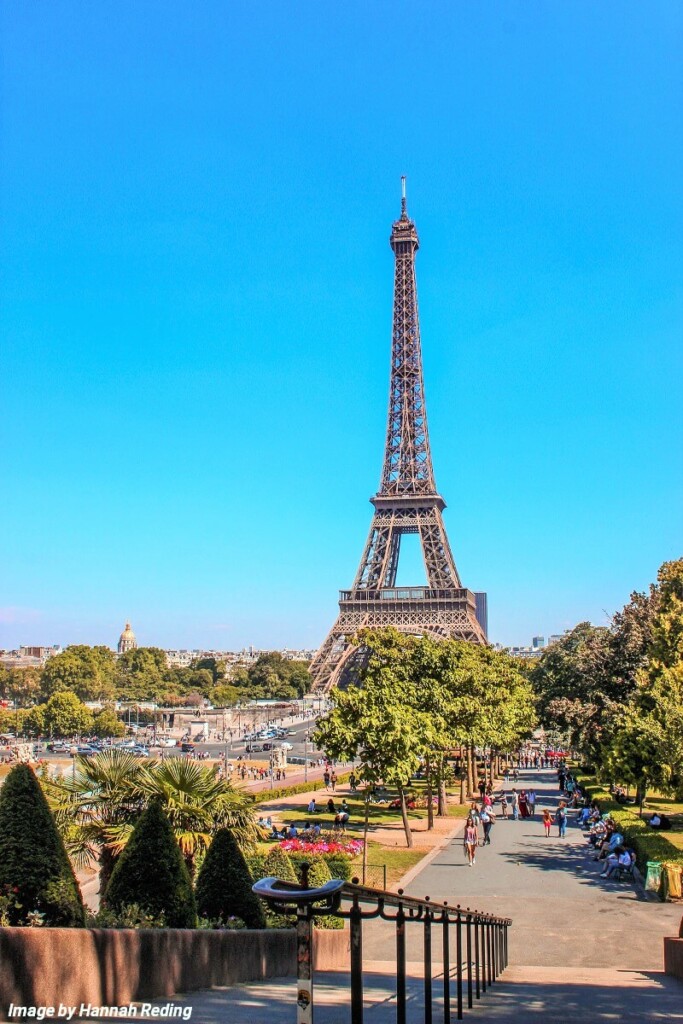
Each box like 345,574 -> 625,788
308,612 -> 370,693
353,515 -> 396,589
419,509 -> 462,589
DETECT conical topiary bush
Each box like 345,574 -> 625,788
263,845 -> 298,883
103,801 -> 196,928
0,763 -> 85,926
195,828 -> 266,927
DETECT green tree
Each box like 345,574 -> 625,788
115,647 -> 169,701
48,749 -> 146,892
41,646 -> 116,702
137,758 -> 258,876
195,828 -> 266,927
604,559 -> 683,803
92,707 -> 125,738
0,666 -> 42,706
210,684 -> 240,707
0,764 -> 85,926
103,801 -> 196,928
23,704 -> 46,737
43,691 -> 94,737
50,752 -> 259,888
314,629 -> 436,849
192,658 -> 227,684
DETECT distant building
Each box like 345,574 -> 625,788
0,644 -> 61,668
117,621 -> 137,654
474,593 -> 488,639
532,636 -> 545,650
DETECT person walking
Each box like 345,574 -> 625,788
323,769 -> 331,790
499,792 -> 509,819
527,788 -> 536,818
464,817 -> 478,866
542,808 -> 552,837
555,801 -> 568,838
511,789 -> 520,821
480,806 -> 495,845
331,771 -> 337,792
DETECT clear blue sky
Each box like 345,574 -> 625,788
1,2 -> 682,652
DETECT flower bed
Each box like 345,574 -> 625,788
279,837 -> 364,858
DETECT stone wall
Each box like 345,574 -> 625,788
0,926 -> 347,1011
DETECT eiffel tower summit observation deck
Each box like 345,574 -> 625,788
309,180 -> 487,693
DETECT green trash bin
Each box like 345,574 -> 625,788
645,861 -> 662,892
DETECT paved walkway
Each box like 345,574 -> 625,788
363,766 -> 681,970
112,768 -> 683,1022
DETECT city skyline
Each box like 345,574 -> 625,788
2,4 -> 682,652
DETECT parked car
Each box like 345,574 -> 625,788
246,743 -> 263,753
71,745 -> 98,757
279,742 -> 293,751
181,742 -> 195,753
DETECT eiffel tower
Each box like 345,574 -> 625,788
309,180 -> 487,693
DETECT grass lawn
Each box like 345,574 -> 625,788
642,792 -> 683,852
364,843 -> 426,889
258,778 -> 472,834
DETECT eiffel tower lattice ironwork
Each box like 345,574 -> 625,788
309,181 -> 487,693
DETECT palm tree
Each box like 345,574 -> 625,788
47,751 -> 259,889
137,757 -> 258,876
45,749 -> 146,892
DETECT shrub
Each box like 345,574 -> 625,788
263,845 -> 298,883
575,771 -> 683,873
195,828 -> 266,928
294,857 -> 343,930
251,772 -> 352,806
93,903 -> 167,929
0,764 -> 85,926
245,854 -> 267,881
324,856 -> 353,882
103,802 -> 196,928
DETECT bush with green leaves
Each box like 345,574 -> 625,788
195,828 -> 266,928
294,857 -> 343,929
263,845 -> 298,883
0,763 -> 85,926
93,903 -> 167,929
103,801 -> 196,928
576,772 -> 683,873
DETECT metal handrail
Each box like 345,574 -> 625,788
253,867 -> 512,1024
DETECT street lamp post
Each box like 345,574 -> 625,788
304,731 -> 309,782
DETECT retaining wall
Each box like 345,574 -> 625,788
664,937 -> 683,981
0,926 -> 349,1011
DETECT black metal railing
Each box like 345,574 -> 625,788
253,869 -> 511,1024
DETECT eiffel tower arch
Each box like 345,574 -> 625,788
309,181 -> 487,693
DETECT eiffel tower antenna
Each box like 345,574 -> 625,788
309,188 -> 486,693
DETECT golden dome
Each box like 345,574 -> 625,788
118,621 -> 137,652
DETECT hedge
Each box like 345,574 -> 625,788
575,772 -> 683,874
251,772 -> 352,806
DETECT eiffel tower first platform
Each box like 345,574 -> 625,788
309,181 -> 487,694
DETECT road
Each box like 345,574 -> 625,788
14,716 -> 325,769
